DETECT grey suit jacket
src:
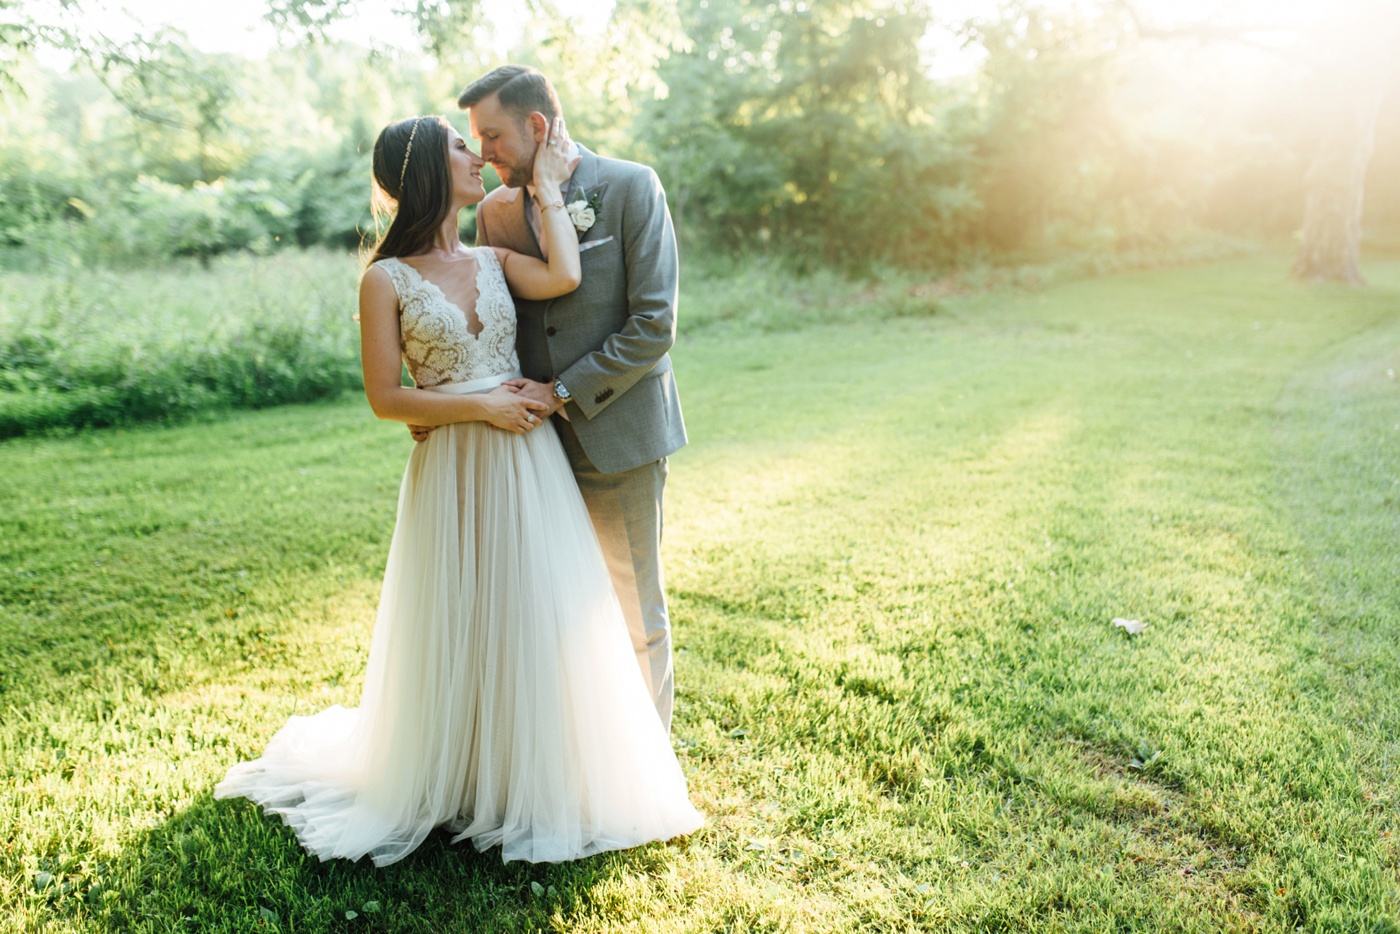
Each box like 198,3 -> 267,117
475,146 -> 686,475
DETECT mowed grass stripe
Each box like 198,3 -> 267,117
1,254 -> 1398,931
666,260 -> 1397,929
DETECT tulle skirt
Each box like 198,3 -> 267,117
215,409 -> 703,865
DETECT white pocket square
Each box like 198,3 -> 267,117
579,236 -> 614,252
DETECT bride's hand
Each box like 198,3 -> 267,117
531,117 -> 576,194
481,383 -> 550,433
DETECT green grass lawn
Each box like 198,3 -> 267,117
1,254 -> 1398,932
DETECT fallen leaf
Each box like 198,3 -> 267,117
1113,617 -> 1148,635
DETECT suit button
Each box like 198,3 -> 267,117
546,327 -> 557,337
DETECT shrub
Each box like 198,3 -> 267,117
0,249 -> 362,438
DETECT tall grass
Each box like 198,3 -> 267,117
0,251 -> 363,438
0,233 -> 1255,439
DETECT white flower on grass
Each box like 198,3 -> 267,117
1112,617 -> 1147,635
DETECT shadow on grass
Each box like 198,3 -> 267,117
88,791 -> 667,933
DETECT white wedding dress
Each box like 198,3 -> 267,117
215,248 -> 703,865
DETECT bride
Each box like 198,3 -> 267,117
215,114 -> 703,865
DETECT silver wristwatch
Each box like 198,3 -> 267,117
553,379 -> 572,404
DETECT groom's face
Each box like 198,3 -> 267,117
468,93 -> 539,189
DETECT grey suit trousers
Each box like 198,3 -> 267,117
553,415 -> 673,732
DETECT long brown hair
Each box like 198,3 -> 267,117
364,115 -> 453,267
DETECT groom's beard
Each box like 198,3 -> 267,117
493,153 -> 535,189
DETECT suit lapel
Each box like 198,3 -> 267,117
566,149 -> 610,250
544,148 -> 604,315
567,148 -> 600,207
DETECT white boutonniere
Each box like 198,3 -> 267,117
567,191 -> 603,233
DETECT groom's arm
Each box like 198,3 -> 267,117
556,166 -> 677,420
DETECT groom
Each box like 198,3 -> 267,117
438,65 -> 685,732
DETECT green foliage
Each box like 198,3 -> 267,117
282,142 -> 376,249
969,4 -> 1122,251
89,37 -> 245,184
265,0 -> 489,59
3,0 -> 1399,270
0,172 -> 79,248
2,0 -> 1400,270
641,0 -> 978,269
499,0 -> 690,160
263,0 -> 361,39
0,38 -> 433,264
86,177 -> 288,262
0,250 -> 362,437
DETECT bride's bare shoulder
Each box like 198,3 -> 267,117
360,262 -> 399,300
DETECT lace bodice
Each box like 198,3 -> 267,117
375,250 -> 519,388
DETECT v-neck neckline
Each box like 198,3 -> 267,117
390,253 -> 485,338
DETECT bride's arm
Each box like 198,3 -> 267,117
495,117 -> 581,300
359,266 -> 547,432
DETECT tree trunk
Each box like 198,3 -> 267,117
1120,1 -> 1399,286
1292,8 -> 1400,285
1292,85 -> 1384,284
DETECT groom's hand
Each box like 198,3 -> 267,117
404,380 -> 557,441
513,379 -> 563,417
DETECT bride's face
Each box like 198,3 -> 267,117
448,129 -> 486,206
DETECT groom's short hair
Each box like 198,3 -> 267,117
458,66 -> 561,124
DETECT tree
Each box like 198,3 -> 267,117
966,4 -> 1123,252
640,0 -> 977,268
1290,5 -> 1399,284
89,35 -> 245,183
263,0 -> 485,56
1119,0 -> 1400,284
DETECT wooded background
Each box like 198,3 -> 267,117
2,0 -> 1397,280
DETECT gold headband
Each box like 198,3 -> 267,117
398,117 -> 423,190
